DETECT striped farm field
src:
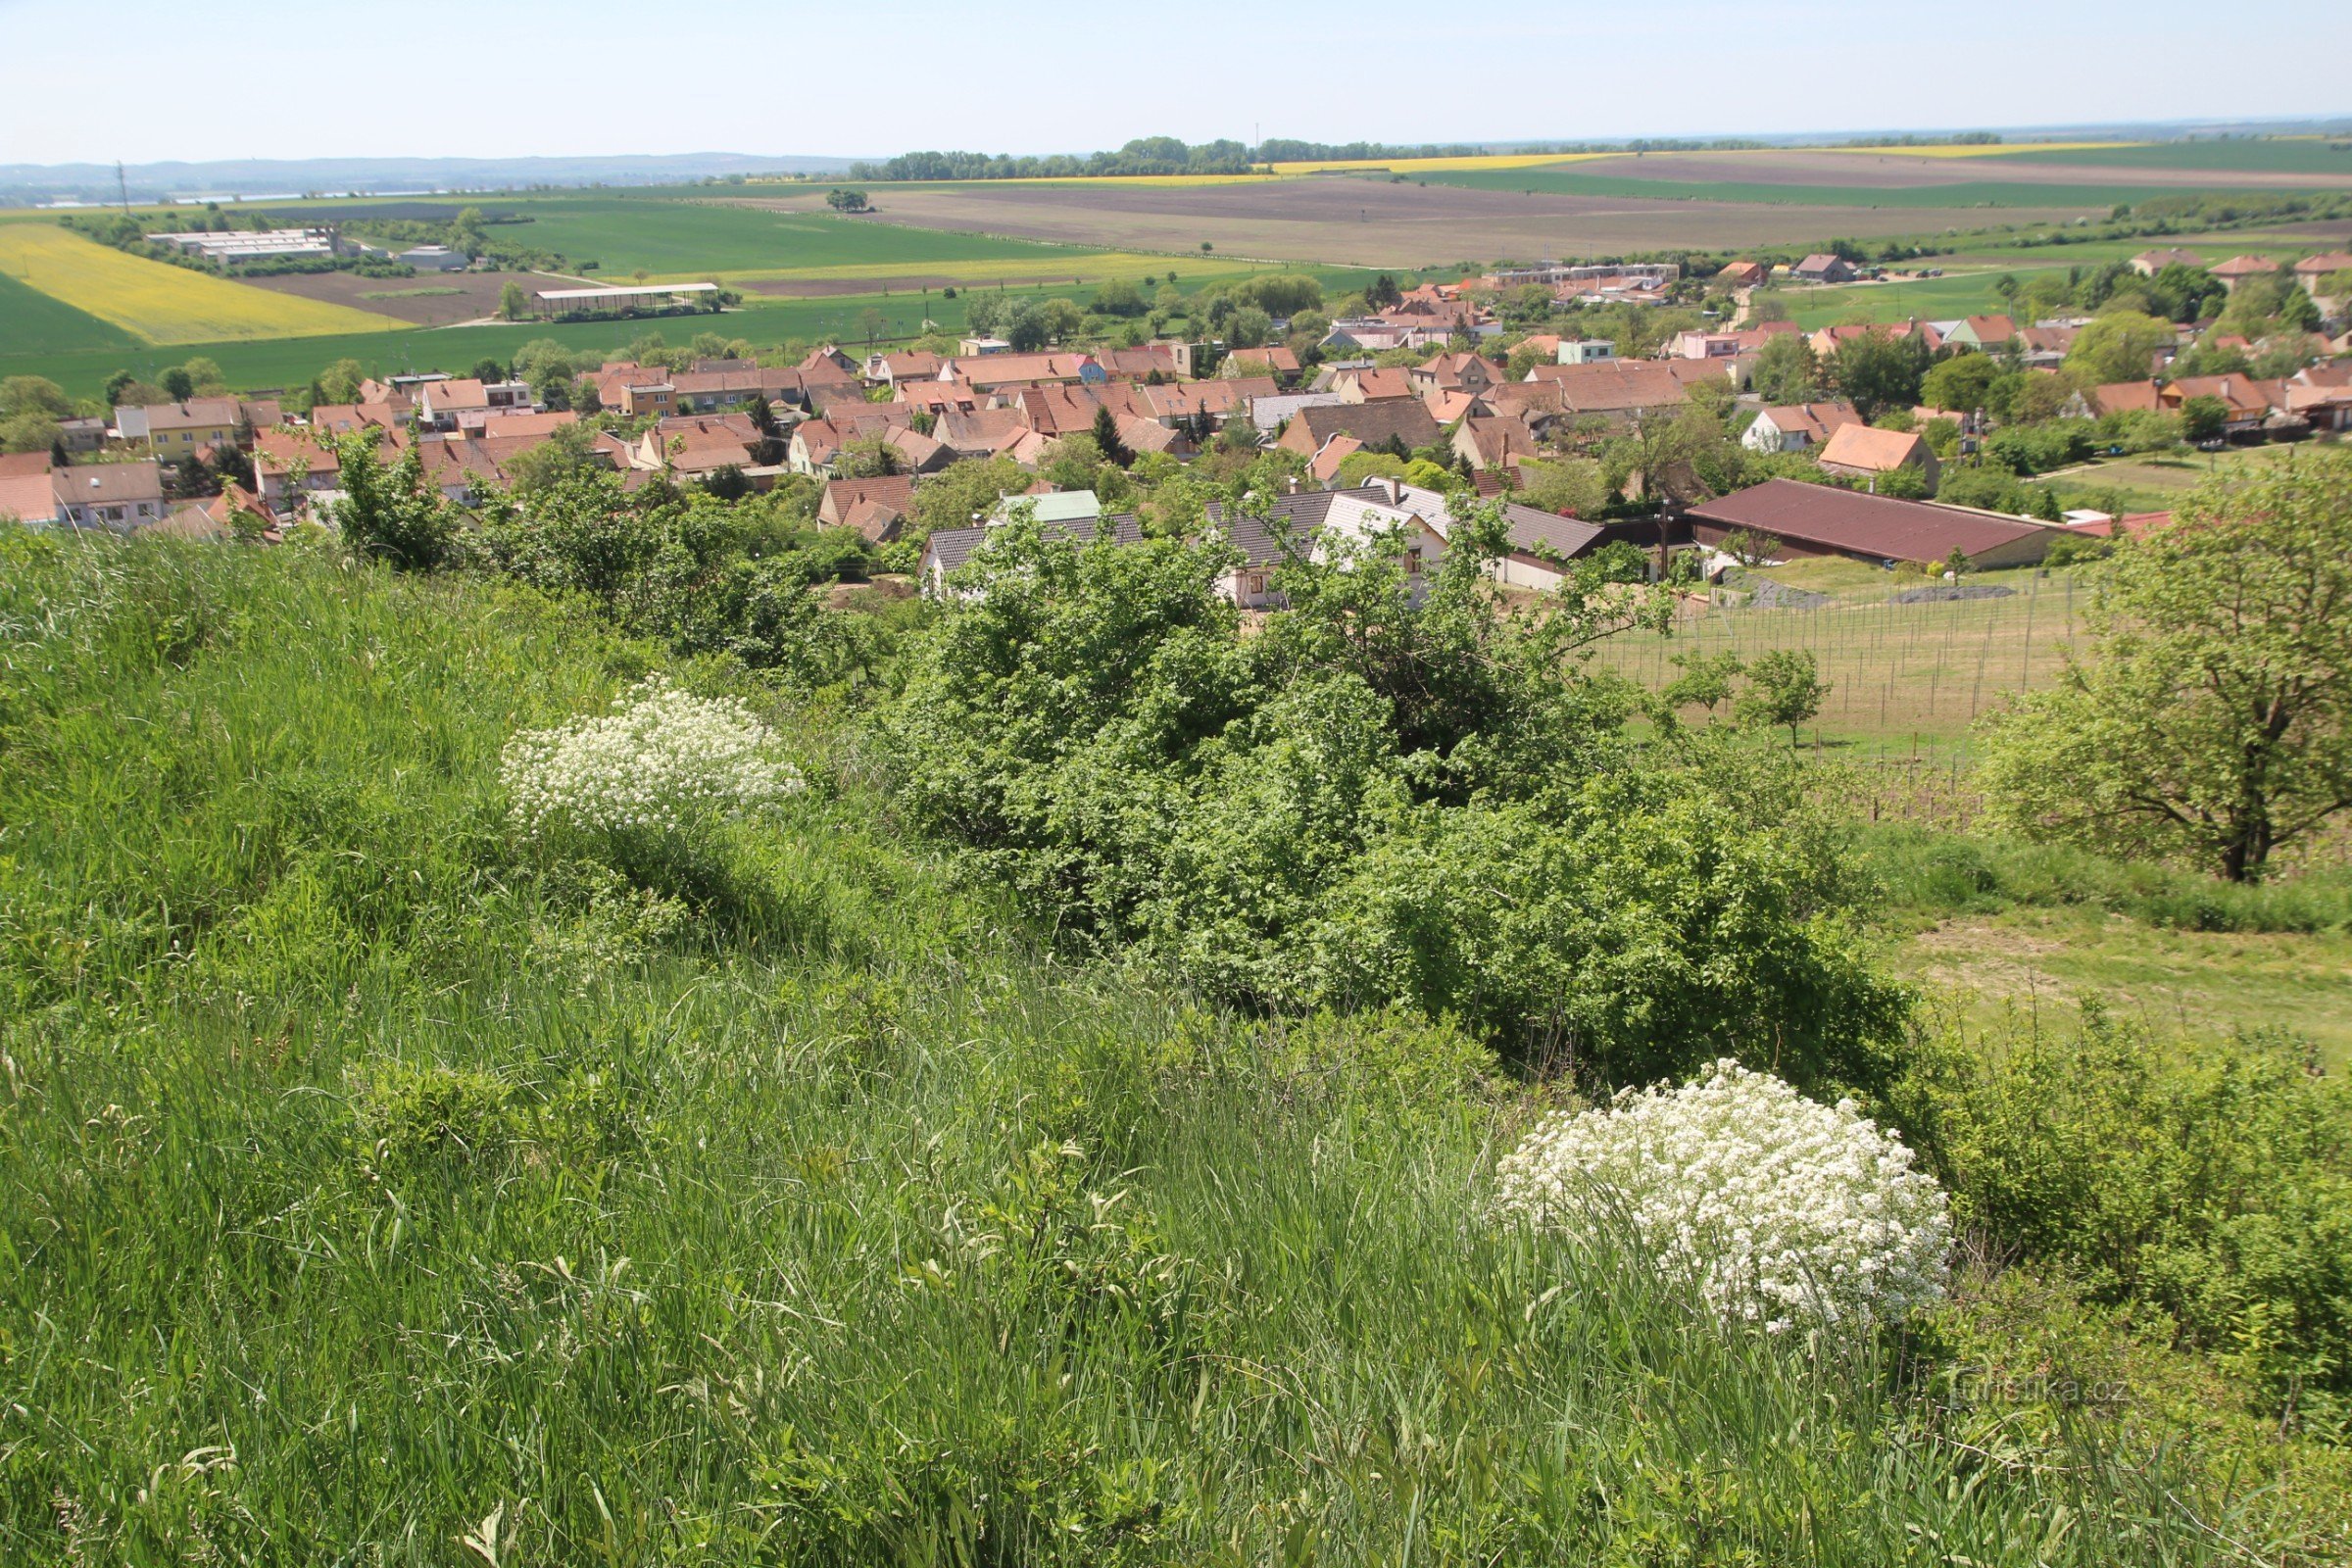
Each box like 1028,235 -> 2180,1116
1264,152 -> 1613,175
1820,140 -> 2142,160
0,223 -> 402,345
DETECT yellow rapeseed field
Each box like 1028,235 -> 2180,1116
0,223 -> 401,345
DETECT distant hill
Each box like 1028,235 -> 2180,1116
0,152 -> 861,204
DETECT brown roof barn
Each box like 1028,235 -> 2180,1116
1685,479 -> 2054,568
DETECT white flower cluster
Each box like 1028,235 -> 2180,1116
502,678 -> 802,839
1495,1059 -> 1949,1333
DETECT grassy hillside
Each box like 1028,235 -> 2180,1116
5,531 -> 2331,1563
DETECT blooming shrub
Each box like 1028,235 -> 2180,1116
1495,1059 -> 1950,1333
502,677 -> 802,841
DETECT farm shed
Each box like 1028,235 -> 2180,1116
1684,479 -> 2055,569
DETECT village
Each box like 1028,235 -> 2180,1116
7,243 -> 2347,598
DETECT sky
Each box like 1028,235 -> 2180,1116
2,0 -> 2347,167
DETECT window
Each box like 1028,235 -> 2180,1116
1247,573 -> 1264,595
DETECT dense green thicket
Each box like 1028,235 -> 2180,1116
1892,1007 -> 2352,1434
6,531 -> 2330,1562
878,509 -> 1907,1091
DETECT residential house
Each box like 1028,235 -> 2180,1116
1137,377 -> 1270,430
1741,400 -> 1860,455
2295,253 -> 2352,315
1685,479 -> 2054,568
2157,373 -> 2284,435
864,350 -> 947,385
1307,434 -> 1363,484
2085,380 -> 2164,417
252,430 -> 342,510
1667,323 -> 1800,361
1218,345 -> 1301,382
1523,359 -> 1716,421
1409,352 -> 1502,396
1202,479 -> 1623,603
819,474 -> 919,542
935,407 -> 1032,461
1332,366 -> 1412,403
670,363 -> 802,415
1249,391 -> 1348,435
52,462 -> 166,530
415,378 -> 534,433
2285,364 -> 2352,432
55,416 -> 107,454
1555,338 -> 1617,366
1717,260 -> 1769,288
895,380 -> 982,418
2015,324 -> 2079,368
1791,254 -> 1856,283
116,398 -> 262,455
950,353 -> 1102,391
917,510 -> 1147,598
786,416 -> 949,477
801,345 -> 858,375
1940,316 -> 2018,353
1095,343 -> 1186,380
0,467 -> 59,525
1451,415 -> 1538,472
632,414 -> 765,478
481,411 -> 580,440
308,402 -> 397,436
1423,388 -> 1481,427
1817,424 -> 1940,491
2209,255 -> 2281,293
2130,248 -> 2205,276
1272,398 -> 1442,462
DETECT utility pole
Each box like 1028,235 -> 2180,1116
117,161 -> 130,214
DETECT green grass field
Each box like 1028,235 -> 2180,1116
490,195 -> 1085,275
1776,268 -> 2062,327
1993,138 -> 2352,175
0,268 -> 142,356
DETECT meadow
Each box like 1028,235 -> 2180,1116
14,533 -> 2330,1563
0,223 -> 402,345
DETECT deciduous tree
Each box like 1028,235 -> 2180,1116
1980,452 -> 2352,881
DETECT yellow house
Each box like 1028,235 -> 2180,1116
121,398 -> 268,454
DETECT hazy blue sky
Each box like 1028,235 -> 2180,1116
3,0 -> 2346,165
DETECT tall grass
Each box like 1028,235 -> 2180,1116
0,532 -> 2291,1562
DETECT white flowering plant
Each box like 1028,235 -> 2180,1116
1494,1059 -> 1949,1334
502,678 -> 803,849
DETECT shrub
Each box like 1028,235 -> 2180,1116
1890,1008 -> 2352,1433
502,677 -> 802,844
1496,1059 -> 1951,1333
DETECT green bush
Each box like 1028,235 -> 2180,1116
878,510 -> 1907,1090
1890,1006 -> 2352,1433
